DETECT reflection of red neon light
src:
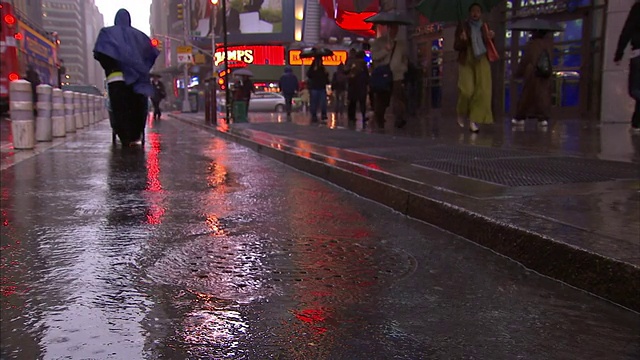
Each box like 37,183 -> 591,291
145,132 -> 165,225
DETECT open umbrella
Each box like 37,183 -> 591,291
508,18 -> 564,32
416,0 -> 503,22
233,68 -> 254,77
299,47 -> 334,58
364,10 -> 414,26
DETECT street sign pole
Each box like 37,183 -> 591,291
181,0 -> 191,113
222,0 -> 230,122
211,1 -> 217,122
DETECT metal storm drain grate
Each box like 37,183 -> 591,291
416,156 -> 639,187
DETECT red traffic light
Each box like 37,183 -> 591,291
8,72 -> 19,81
4,14 -> 16,26
151,38 -> 159,47
14,32 -> 23,40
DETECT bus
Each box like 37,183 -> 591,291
0,2 -> 60,114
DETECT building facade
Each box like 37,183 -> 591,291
41,0 -> 104,90
42,0 -> 86,85
8,0 -> 44,28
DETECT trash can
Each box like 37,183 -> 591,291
232,100 -> 248,123
188,92 -> 199,113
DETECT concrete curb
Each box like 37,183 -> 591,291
170,114 -> 640,312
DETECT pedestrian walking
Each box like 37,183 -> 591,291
614,0 -> 640,133
306,56 -> 329,123
512,30 -> 553,128
278,66 -> 299,119
347,50 -> 370,126
371,23 -> 408,129
150,75 -> 166,121
331,63 -> 348,117
454,3 -> 497,133
232,75 -> 254,122
94,8 -> 159,146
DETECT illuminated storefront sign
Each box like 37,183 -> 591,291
288,50 -> 349,66
213,45 -> 285,67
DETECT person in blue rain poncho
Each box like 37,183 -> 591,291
94,9 -> 159,146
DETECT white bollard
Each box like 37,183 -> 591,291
9,80 -> 35,149
63,91 -> 76,133
51,88 -> 65,137
74,92 -> 83,129
35,84 -> 53,142
82,93 -> 89,127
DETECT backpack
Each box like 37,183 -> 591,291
535,49 -> 552,78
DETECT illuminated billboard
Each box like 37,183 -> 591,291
189,0 -> 294,45
288,50 -> 349,66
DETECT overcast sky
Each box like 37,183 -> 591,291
95,0 -> 152,35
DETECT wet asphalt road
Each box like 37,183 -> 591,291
1,118 -> 639,360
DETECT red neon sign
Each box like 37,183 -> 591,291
214,45 -> 285,67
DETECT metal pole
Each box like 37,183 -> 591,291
211,3 -> 217,123
222,0 -> 230,122
181,0 -> 191,112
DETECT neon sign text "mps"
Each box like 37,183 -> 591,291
214,49 -> 254,66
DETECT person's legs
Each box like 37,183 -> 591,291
309,89 -> 320,122
469,56 -> 493,126
152,99 -> 161,119
347,95 -> 357,121
358,93 -> 368,122
391,80 -> 407,128
373,90 -> 391,129
629,57 -> 640,129
284,94 -> 293,115
321,89 -> 328,120
457,62 -> 474,127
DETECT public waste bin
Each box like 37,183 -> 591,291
188,92 -> 199,113
232,100 -> 248,123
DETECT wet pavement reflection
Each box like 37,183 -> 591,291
1,118 -> 639,359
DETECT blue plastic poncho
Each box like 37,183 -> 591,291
93,9 -> 159,96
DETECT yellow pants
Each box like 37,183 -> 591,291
457,55 -> 493,124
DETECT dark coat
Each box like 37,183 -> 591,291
306,62 -> 329,90
614,2 -> 640,62
151,80 -> 166,102
279,68 -> 299,96
346,58 -> 369,100
514,37 -> 553,119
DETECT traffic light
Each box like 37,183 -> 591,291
151,38 -> 159,47
157,39 -> 163,51
176,3 -> 184,20
211,0 -> 219,4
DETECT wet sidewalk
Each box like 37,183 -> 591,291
169,111 -> 640,311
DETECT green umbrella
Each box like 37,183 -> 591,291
416,0 -> 504,22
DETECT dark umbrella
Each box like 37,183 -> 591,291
299,47 -> 334,58
509,18 -> 564,32
416,0 -> 503,22
364,10 -> 414,26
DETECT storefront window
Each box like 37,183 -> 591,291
555,19 -> 582,42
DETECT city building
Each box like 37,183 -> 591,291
8,0 -> 44,28
41,0 -> 104,90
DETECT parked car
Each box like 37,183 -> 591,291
218,91 -> 302,113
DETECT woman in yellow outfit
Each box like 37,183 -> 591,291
454,3 -> 495,133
